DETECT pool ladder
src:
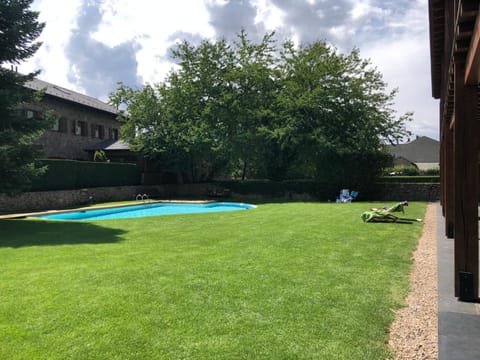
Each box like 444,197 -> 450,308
136,193 -> 150,202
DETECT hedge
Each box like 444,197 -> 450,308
214,180 -> 340,201
378,176 -> 440,184
213,177 -> 439,201
31,159 -> 142,191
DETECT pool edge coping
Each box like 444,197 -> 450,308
0,200 -> 217,220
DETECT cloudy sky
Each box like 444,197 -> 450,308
19,0 -> 439,140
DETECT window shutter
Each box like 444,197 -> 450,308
60,118 -> 67,133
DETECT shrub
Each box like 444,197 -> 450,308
214,179 -> 340,201
422,167 -> 440,176
383,166 -> 440,176
384,166 -> 420,176
93,150 -> 110,162
378,176 -> 440,184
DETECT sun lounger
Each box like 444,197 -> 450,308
361,201 -> 422,223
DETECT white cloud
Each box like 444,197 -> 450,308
362,0 -> 438,139
365,38 -> 438,138
19,0 -> 84,92
328,25 -> 355,43
351,1 -> 387,20
18,0 -> 439,139
88,0 -> 214,84
92,0 -> 214,47
254,0 -> 285,30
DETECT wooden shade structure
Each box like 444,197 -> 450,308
429,0 -> 480,301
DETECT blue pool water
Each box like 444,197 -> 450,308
35,202 -> 256,221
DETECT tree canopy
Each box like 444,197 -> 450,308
0,0 -> 49,193
111,32 -> 411,188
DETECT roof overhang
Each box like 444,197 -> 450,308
429,0 -> 480,122
429,0 -> 445,99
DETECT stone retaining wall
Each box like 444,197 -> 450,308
374,183 -> 440,202
0,186 -> 140,213
0,183 -> 440,213
0,184 -> 218,213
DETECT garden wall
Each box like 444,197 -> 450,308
0,182 -> 440,214
0,184 -> 217,213
372,183 -> 440,202
0,186 -> 140,213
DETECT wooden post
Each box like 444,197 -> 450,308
444,123 -> 455,238
440,99 -> 445,213
453,61 -> 479,300
440,128 -> 446,211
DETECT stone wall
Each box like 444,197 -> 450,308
0,182 -> 440,214
0,186 -> 139,213
0,184 -> 217,213
373,183 -> 440,202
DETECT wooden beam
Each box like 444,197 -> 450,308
459,0 -> 479,21
456,21 -> 474,39
450,114 -> 456,130
454,61 -> 479,301
440,139 -> 444,210
465,5 -> 480,84
440,99 -> 445,210
456,37 -> 473,53
429,0 -> 445,99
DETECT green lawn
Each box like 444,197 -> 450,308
0,201 -> 426,359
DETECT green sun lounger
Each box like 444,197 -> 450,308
361,201 -> 422,223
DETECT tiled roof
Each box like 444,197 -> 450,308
388,136 -> 440,163
25,78 -> 119,115
85,139 -> 131,151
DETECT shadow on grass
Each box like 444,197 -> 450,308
0,219 -> 126,248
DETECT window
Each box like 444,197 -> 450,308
109,128 -> 119,140
24,109 -> 41,119
51,118 -> 67,132
91,124 -> 104,139
72,120 -> 87,136
52,119 -> 60,131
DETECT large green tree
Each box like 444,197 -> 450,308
112,32 -> 280,183
271,41 -> 411,187
112,38 -> 235,183
111,32 -> 411,187
0,0 -> 49,193
224,31 -> 278,180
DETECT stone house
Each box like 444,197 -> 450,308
24,78 -> 124,161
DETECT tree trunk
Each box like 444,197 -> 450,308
241,161 -> 247,181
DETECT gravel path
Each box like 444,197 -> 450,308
388,203 -> 438,359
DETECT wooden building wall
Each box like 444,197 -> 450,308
429,0 -> 479,301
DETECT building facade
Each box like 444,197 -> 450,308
429,0 -> 479,301
24,79 -> 122,161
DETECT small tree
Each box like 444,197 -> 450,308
0,0 -> 50,193
93,150 -> 110,162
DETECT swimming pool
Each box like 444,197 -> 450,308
34,202 -> 256,221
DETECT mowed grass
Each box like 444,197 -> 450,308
0,201 -> 426,359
